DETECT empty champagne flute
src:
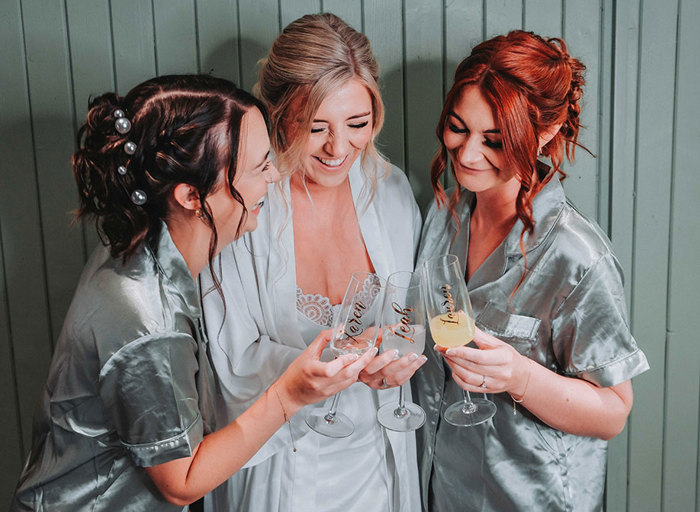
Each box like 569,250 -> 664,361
376,270 -> 426,432
422,254 -> 496,426
306,271 -> 384,437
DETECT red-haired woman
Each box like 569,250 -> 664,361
413,31 -> 649,511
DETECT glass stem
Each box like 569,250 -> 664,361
393,384 -> 408,419
325,392 -> 341,421
462,390 -> 477,414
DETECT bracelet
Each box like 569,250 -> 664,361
272,384 -> 297,453
510,358 -> 532,415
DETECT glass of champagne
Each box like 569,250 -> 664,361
376,270 -> 427,432
422,254 -> 496,426
306,271 -> 384,438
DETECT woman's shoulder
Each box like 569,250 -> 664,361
554,201 -> 616,264
72,246 -> 194,354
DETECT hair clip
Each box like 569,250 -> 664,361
113,109 -> 132,134
130,189 -> 147,206
124,141 -> 137,155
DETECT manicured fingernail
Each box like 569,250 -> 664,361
348,353 -> 360,361
408,352 -> 419,361
392,349 -> 400,360
445,349 -> 453,356
420,355 -> 427,363
371,347 -> 379,356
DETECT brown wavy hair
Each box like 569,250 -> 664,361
431,30 -> 586,234
72,75 -> 270,296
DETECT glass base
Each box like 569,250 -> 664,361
305,409 -> 354,438
377,401 -> 426,432
443,397 -> 497,427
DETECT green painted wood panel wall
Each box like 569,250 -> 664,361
0,1 -> 697,510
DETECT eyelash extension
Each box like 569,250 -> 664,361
310,120 -> 370,134
484,139 -> 502,150
448,122 -> 467,134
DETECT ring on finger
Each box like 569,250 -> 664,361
480,375 -> 487,388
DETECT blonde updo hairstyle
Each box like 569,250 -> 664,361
255,13 -> 388,184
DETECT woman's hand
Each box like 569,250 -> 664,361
359,349 -> 427,389
275,329 -> 377,412
434,326 -> 530,396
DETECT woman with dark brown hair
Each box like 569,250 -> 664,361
414,31 -> 649,511
11,74 -> 374,511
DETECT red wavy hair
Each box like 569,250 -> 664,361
431,30 -> 587,237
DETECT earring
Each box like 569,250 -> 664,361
195,208 -> 204,219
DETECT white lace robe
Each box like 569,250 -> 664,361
200,158 -> 422,512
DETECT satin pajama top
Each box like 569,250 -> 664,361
12,225 -> 216,512
412,177 -> 649,512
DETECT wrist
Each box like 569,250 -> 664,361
509,356 -> 532,402
272,377 -> 304,416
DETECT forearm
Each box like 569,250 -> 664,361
512,358 -> 633,440
146,383 -> 297,506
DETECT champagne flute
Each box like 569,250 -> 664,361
306,271 -> 384,437
376,270 -> 427,432
422,254 -> 496,426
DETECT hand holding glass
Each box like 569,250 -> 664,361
376,270 -> 427,432
422,254 -> 496,426
305,272 -> 384,437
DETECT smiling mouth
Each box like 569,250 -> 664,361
314,155 -> 347,168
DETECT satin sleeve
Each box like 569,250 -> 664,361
551,252 -> 649,387
98,332 -> 203,467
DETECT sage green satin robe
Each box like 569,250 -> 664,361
412,177 -> 649,512
12,225 -> 216,511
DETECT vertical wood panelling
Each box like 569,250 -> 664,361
662,0 -> 700,509
1,2 -> 699,509
0,0 -> 55,461
153,0 -> 198,75
404,0 -> 443,209
485,0 -> 523,38
66,0 -> 115,254
237,0 -> 279,91
0,224 -> 22,508
323,0 -> 362,31
22,0 -> 85,342
523,0 -> 562,38
110,0 -> 157,94
364,0 -> 405,169
562,1 -> 601,220
280,0 -> 321,27
197,0 -> 241,83
627,0 -> 678,509
444,0 -> 483,92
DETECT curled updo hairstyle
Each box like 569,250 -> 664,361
255,13 -> 388,182
432,30 -> 586,236
73,74 -> 269,267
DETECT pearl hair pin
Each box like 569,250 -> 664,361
113,109 -> 132,134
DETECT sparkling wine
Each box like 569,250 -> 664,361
428,311 -> 474,348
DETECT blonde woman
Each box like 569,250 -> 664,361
201,13 -> 423,512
